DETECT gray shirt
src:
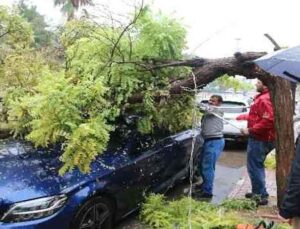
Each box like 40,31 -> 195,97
201,106 -> 224,140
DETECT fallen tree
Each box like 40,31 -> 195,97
0,4 -> 294,207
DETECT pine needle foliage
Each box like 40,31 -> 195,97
220,198 -> 257,211
140,194 -> 247,229
141,194 -> 292,229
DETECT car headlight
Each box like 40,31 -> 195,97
1,195 -> 67,223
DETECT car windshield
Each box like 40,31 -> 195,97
0,139 -> 63,159
201,100 -> 247,113
221,102 -> 247,113
0,139 -> 33,158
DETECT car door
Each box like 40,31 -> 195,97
171,129 -> 203,174
133,136 -> 177,192
107,133 -> 176,215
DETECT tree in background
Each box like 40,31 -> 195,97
0,6 -> 52,135
0,5 -> 33,97
54,0 -> 93,20
17,0 -> 54,47
205,74 -> 254,92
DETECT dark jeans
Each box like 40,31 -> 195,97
247,137 -> 274,197
198,138 -> 225,195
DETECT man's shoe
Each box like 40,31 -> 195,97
245,192 -> 269,199
192,190 -> 213,199
192,175 -> 202,184
183,184 -> 202,195
256,196 -> 268,206
245,192 -> 254,199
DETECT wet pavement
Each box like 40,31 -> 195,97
117,142 -> 277,228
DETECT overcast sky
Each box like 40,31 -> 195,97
1,0 -> 300,58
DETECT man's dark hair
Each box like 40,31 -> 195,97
259,78 -> 269,87
211,95 -> 223,103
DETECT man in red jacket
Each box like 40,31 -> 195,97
237,79 -> 275,205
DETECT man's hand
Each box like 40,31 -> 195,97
241,128 -> 249,135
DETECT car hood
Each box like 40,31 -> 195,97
0,139 -> 129,205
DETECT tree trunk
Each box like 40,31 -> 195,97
267,77 -> 295,206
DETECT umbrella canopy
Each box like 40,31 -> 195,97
254,45 -> 300,83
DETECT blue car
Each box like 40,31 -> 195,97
0,127 -> 202,229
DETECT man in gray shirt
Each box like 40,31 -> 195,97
193,95 -> 225,199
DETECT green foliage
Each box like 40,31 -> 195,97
141,194 -> 247,229
59,116 -> 111,174
19,73 -> 112,173
0,5 -> 33,61
2,5 -> 200,173
264,150 -> 276,170
135,9 -> 186,60
0,6 -> 46,134
220,198 -> 257,211
141,195 -> 293,229
2,50 -> 48,91
135,94 -> 200,134
1,50 -> 51,135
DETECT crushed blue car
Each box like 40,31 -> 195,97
0,127 -> 203,229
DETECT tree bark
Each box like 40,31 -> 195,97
128,52 -> 266,102
170,52 -> 266,94
266,77 -> 295,206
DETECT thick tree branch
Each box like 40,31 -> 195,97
128,51 -> 266,103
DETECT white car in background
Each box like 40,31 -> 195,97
200,99 -> 250,142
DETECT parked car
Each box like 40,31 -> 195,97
0,124 -> 203,229
200,99 -> 249,142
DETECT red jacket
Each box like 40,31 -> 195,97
237,89 -> 275,142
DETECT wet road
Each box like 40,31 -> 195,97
116,141 -> 247,229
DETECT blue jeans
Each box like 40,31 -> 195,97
198,138 -> 225,195
247,137 -> 274,197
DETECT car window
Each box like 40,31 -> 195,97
221,102 -> 247,113
0,139 -> 61,159
201,100 -> 247,113
129,129 -> 171,155
106,126 -> 133,152
0,140 -> 31,158
131,135 -> 157,154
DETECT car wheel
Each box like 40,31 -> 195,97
72,196 -> 114,229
